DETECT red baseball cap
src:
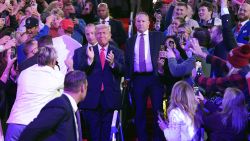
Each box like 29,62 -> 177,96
60,19 -> 74,31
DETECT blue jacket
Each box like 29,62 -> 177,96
233,20 -> 250,44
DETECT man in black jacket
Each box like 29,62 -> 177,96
19,71 -> 88,141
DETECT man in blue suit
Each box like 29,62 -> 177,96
233,2 -> 250,44
125,12 -> 165,141
19,71 -> 88,141
74,24 -> 124,141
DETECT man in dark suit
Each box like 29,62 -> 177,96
97,3 -> 127,48
73,23 -> 98,71
74,24 -> 124,141
125,12 -> 165,141
209,0 -> 237,77
19,70 -> 88,141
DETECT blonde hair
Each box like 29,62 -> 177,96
221,88 -> 248,133
50,8 -> 64,18
95,24 -> 111,33
168,81 -> 201,127
44,1 -> 62,14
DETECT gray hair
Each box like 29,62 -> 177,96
37,46 -> 57,66
84,23 -> 96,32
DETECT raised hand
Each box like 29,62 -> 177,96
87,46 -> 94,64
5,39 -> 16,50
6,49 -> 17,69
157,114 -> 168,131
106,50 -> 114,66
166,48 -> 176,59
0,35 -> 11,45
64,58 -> 73,72
189,38 -> 207,58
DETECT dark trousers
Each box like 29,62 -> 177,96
132,74 -> 165,141
82,92 -> 114,141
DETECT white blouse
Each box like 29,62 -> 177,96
163,108 -> 199,141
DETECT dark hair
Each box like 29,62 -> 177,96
64,71 -> 87,93
38,35 -> 53,48
193,28 -> 211,47
198,1 -> 213,12
0,28 -> 15,38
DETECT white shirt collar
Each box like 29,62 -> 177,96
87,42 -> 98,47
100,17 -> 110,23
137,30 -> 149,37
63,93 -> 78,113
98,43 -> 109,51
240,19 -> 249,27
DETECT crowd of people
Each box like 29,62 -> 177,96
0,0 -> 249,140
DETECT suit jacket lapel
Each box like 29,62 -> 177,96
105,45 -> 113,69
130,35 -> 137,71
109,19 -> 113,26
93,45 -> 102,69
62,94 -> 78,141
239,21 -> 250,35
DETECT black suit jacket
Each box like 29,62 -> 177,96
73,44 -> 88,71
73,44 -> 125,109
125,31 -> 165,80
212,14 -> 237,77
109,19 -> 127,47
19,95 -> 78,141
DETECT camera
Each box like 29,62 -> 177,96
155,8 -> 161,14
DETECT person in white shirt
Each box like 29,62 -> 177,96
5,46 -> 64,141
158,81 -> 203,141
19,70 -> 88,141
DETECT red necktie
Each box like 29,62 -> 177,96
100,47 -> 105,91
236,23 -> 242,33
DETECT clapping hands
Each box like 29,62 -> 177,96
106,50 -> 114,67
87,46 -> 94,64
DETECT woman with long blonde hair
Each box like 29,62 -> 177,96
198,88 -> 248,140
158,81 -> 203,141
